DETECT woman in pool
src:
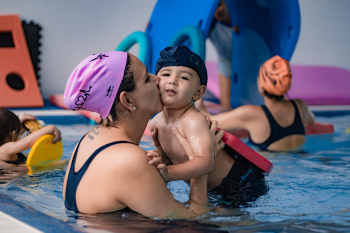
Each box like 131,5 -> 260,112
63,51 -> 223,219
196,55 -> 315,151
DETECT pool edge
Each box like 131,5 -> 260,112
0,193 -> 84,233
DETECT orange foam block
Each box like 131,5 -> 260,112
50,94 -> 155,135
49,94 -> 101,122
0,15 -> 43,108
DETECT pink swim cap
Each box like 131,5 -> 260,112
64,51 -> 128,119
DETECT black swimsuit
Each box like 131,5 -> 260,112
3,153 -> 27,165
64,135 -> 135,213
249,100 -> 305,151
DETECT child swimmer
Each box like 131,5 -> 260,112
0,109 -> 62,167
148,46 -> 268,204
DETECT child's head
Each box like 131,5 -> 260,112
155,45 -> 207,108
0,109 -> 21,146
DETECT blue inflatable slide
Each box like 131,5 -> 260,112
116,0 -> 301,107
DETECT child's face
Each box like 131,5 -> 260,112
158,66 -> 203,108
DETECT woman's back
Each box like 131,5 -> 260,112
247,99 -> 306,151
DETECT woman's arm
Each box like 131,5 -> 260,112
303,101 -> 315,125
295,99 -> 315,125
117,146 -> 209,219
196,103 -> 256,132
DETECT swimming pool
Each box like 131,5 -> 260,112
0,114 -> 349,232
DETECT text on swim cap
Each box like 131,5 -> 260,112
73,86 -> 92,111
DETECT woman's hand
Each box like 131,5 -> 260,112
172,126 -> 195,160
205,116 -> 225,156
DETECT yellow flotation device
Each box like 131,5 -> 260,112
345,127 -> 350,134
26,135 -> 63,174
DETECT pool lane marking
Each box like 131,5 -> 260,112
0,211 -> 43,233
11,109 -> 80,116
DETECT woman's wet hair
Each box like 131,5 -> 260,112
100,54 -> 136,126
263,90 -> 284,101
0,109 -> 21,146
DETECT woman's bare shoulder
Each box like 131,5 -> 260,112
104,143 -> 150,170
233,105 -> 263,119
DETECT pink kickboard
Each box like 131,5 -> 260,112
288,65 -> 350,105
206,62 -> 220,99
206,62 -> 350,105
221,130 -> 274,174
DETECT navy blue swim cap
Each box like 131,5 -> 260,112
155,45 -> 207,86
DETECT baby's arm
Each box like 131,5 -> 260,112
163,113 -> 215,180
149,114 -> 172,166
148,127 -> 172,166
0,125 -> 61,162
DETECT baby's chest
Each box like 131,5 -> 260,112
157,127 -> 189,164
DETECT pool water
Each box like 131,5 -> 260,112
0,115 -> 349,232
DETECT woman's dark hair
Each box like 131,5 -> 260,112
0,109 -> 21,146
100,54 -> 136,126
263,90 -> 284,101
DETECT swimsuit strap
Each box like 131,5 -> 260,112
64,135 -> 136,213
290,100 -> 304,132
250,100 -> 305,150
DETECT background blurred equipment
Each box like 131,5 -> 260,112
116,0 -> 220,74
0,15 -> 43,108
225,0 -> 301,107
22,20 -> 42,83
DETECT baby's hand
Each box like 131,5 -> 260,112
151,127 -> 165,155
147,149 -> 169,179
151,126 -> 172,163
147,149 -> 164,165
